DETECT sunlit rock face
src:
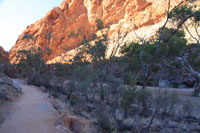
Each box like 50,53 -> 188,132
9,0 -> 183,63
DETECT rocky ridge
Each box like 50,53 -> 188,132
9,0 -> 183,63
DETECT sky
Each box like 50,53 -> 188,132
0,0 -> 63,51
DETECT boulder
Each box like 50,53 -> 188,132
0,78 -> 20,101
0,77 -> 13,86
61,114 -> 97,133
13,80 -> 22,93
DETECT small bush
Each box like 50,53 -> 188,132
15,47 -> 51,86
96,111 -> 112,132
95,19 -> 104,30
66,81 -> 76,100
182,99 -> 194,117
146,89 -> 179,130
105,74 -> 123,94
54,63 -> 70,77
162,90 -> 180,115
121,86 -> 137,115
136,88 -> 152,116
72,65 -> 93,81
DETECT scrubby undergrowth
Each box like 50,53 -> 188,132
12,1 -> 200,132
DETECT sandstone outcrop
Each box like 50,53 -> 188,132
61,114 -> 96,133
9,0 -> 183,63
0,46 -> 8,62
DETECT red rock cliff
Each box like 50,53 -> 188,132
9,0 -> 182,63
0,46 -> 9,62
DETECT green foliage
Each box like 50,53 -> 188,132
15,47 -> 52,85
169,1 -> 200,22
162,90 -> 180,115
80,35 -> 107,68
169,5 -> 193,22
22,34 -> 35,40
95,19 -> 104,30
76,80 -> 91,93
74,19 -> 108,67
121,42 -> 157,64
120,42 -> 142,71
16,47 -> 44,72
87,39 -> 107,64
121,86 -> 137,113
67,81 -> 76,93
194,10 -> 200,21
185,44 -> 200,71
120,27 -> 187,78
54,63 -> 70,77
129,72 -> 136,85
96,111 -> 112,132
68,31 -> 79,38
146,89 -> 179,130
71,65 -> 93,81
120,42 -> 143,72
123,71 -> 136,85
160,28 -> 187,58
136,88 -> 152,115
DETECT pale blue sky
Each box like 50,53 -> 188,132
0,0 -> 63,51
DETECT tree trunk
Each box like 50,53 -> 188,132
143,73 -> 150,89
194,80 -> 200,96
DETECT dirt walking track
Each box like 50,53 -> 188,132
0,80 -> 67,133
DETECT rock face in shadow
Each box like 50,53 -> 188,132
9,0 -> 182,63
0,46 -> 8,63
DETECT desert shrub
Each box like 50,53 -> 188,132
121,86 -> 137,115
185,44 -> 200,71
84,38 -> 107,68
120,42 -> 157,67
71,65 -> 93,81
182,99 -> 195,117
95,19 -> 104,30
147,89 -> 179,130
0,63 -> 8,77
96,111 -> 112,132
22,33 -> 34,40
68,31 -> 79,38
136,88 -> 153,116
76,80 -> 91,93
54,63 -> 70,77
88,70 -> 99,88
70,95 -> 80,106
74,19 -> 107,69
72,65 -> 103,89
105,74 -> 123,93
147,89 -> 167,130
120,27 -> 187,88
162,90 -> 180,115
99,87 -> 106,101
120,42 -> 143,73
15,47 -> 52,86
123,71 -> 136,85
65,81 -> 76,100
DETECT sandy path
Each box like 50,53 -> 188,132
0,80 -> 67,133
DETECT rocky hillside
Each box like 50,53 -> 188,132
0,46 -> 8,62
9,0 -> 183,63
